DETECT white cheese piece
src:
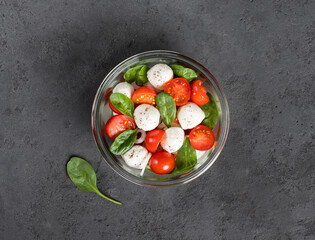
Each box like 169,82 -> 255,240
134,104 -> 160,131
177,103 -> 205,130
122,145 -> 152,169
113,82 -> 134,98
161,127 -> 185,153
147,64 -> 173,90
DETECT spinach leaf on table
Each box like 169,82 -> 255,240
172,138 -> 197,174
200,92 -> 218,130
124,65 -> 149,85
110,93 -> 134,118
169,64 -> 198,82
67,157 -> 122,205
155,92 -> 176,128
110,128 -> 138,155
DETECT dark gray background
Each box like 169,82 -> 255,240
1,0 -> 314,239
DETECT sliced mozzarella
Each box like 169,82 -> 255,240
113,82 -> 134,98
147,64 -> 173,90
122,145 -> 152,169
177,103 -> 205,130
134,104 -> 160,131
161,127 -> 185,153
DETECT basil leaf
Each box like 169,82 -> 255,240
172,138 -> 197,174
110,93 -> 134,118
200,92 -> 218,129
110,128 -> 138,155
170,64 -> 198,82
67,157 -> 122,205
123,65 -> 143,83
124,65 -> 149,85
155,92 -> 176,128
135,65 -> 149,86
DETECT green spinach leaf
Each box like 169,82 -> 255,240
110,93 -> 134,118
155,92 -> 176,128
170,64 -> 198,82
123,65 -> 142,83
200,92 -> 218,130
172,138 -> 197,174
124,65 -> 149,85
135,65 -> 149,85
110,128 -> 138,155
67,157 -> 122,205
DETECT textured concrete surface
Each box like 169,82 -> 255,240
0,0 -> 314,239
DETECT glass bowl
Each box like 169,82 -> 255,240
91,50 -> 229,187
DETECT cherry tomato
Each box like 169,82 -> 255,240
191,80 -> 209,105
149,151 -> 176,174
131,86 -> 157,105
105,115 -> 136,140
164,78 -> 191,106
109,95 -> 121,114
189,125 -> 215,151
145,129 -> 165,152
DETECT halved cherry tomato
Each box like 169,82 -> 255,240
105,115 -> 136,140
131,86 -> 157,105
189,125 -> 215,151
109,95 -> 121,114
164,78 -> 191,106
145,129 -> 165,152
191,80 -> 209,105
149,151 -> 176,174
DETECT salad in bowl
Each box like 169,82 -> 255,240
92,51 -> 229,187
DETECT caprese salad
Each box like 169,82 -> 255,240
103,62 -> 218,175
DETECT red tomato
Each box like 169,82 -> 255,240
109,96 -> 121,114
164,78 -> 191,106
191,80 -> 209,105
145,129 -> 165,153
149,151 -> 176,174
131,86 -> 157,105
189,125 -> 215,151
105,115 -> 136,140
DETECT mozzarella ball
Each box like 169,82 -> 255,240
113,82 -> 134,98
177,103 -> 205,130
147,64 -> 173,90
122,145 -> 151,169
161,127 -> 185,153
134,104 -> 160,131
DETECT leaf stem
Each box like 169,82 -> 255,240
94,188 -> 122,205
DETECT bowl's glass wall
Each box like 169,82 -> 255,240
91,51 -> 229,187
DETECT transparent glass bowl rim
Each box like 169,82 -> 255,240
91,50 -> 230,187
